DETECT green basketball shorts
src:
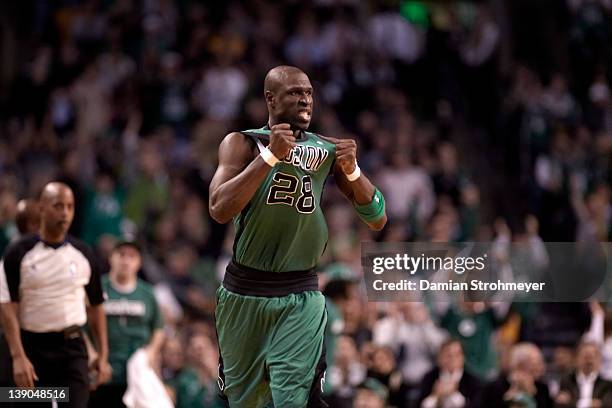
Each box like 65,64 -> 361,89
215,284 -> 328,408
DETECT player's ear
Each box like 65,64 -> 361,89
265,90 -> 275,109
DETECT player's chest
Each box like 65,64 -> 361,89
278,143 -> 333,174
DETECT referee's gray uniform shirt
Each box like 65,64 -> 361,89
0,234 -> 104,332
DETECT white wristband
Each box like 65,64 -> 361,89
260,147 -> 280,167
346,162 -> 361,182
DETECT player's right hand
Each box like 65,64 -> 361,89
13,355 -> 38,388
268,123 -> 296,159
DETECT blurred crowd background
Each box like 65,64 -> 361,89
0,0 -> 612,407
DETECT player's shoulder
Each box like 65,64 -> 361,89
240,127 -> 269,135
307,132 -> 336,149
220,129 -> 265,149
221,131 -> 247,143
224,127 -> 269,139
237,127 -> 271,145
2,234 -> 40,262
218,132 -> 260,163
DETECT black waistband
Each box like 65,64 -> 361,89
21,326 -> 82,342
223,261 -> 319,297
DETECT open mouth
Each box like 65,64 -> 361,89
298,110 -> 311,121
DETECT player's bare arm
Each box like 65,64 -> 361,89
209,124 -> 296,223
322,136 -> 388,231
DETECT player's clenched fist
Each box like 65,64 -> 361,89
269,123 -> 296,159
320,136 -> 357,175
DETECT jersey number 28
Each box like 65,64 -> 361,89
266,172 -> 316,214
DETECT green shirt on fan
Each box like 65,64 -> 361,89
102,274 -> 164,384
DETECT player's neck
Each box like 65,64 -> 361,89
267,117 -> 279,127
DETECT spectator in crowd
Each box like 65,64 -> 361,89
81,171 -> 125,247
373,301 -> 447,404
161,336 -> 184,383
548,346 -> 576,398
0,192 -> 18,255
353,378 -> 388,408
601,310 -> 612,381
326,335 -> 367,407
168,333 -> 225,408
367,5 -> 424,64
483,342 -> 552,408
322,278 -> 358,370
14,199 -> 41,236
555,341 -> 612,408
417,339 -> 483,408
89,240 -> 164,408
436,299 -> 508,380
365,345 -> 405,406
541,74 -> 577,123
377,150 -> 435,228
123,142 -> 169,230
193,58 -> 248,122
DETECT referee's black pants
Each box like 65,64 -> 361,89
88,383 -> 126,408
21,330 -> 90,408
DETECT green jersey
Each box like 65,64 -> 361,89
233,127 -> 336,272
102,275 -> 164,383
440,308 -> 499,380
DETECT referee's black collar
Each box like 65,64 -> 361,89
37,235 -> 67,249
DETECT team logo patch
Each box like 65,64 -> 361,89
69,262 -> 77,277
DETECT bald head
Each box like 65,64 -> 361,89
16,198 -> 40,235
39,182 -> 75,242
264,65 -> 313,130
40,182 -> 73,203
264,65 -> 307,94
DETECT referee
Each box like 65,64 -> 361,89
0,182 -> 111,407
